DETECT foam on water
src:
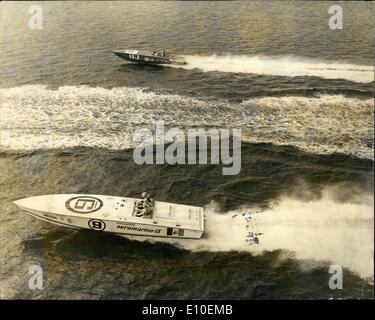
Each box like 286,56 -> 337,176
126,192 -> 374,279
174,54 -> 375,83
0,85 -> 373,159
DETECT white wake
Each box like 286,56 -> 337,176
173,54 -> 374,83
127,192 -> 374,279
0,85 -> 373,159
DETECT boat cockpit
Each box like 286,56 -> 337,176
152,50 -> 168,57
133,198 -> 155,218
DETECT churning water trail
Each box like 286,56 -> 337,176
0,85 -> 373,159
126,193 -> 374,279
174,54 -> 375,83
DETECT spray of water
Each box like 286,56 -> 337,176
124,192 -> 374,279
0,85 -> 373,159
173,54 -> 374,83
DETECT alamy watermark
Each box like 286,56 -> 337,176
328,5 -> 343,30
133,121 -> 241,175
28,265 -> 43,290
28,5 -> 43,30
328,265 -> 343,290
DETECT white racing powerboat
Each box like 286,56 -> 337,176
13,194 -> 204,239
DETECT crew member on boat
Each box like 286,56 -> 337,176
135,192 -> 153,217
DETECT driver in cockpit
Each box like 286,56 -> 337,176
135,192 -> 153,217
141,192 -> 153,210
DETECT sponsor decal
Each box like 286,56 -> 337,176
88,219 -> 106,231
43,213 -> 57,219
116,224 -> 161,234
65,196 -> 103,214
116,221 -> 135,226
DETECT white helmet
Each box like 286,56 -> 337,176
141,192 -> 148,198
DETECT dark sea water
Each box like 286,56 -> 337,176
0,1 -> 374,299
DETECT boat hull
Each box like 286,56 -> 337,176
14,194 -> 204,239
113,51 -> 170,65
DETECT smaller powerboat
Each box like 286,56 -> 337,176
112,49 -> 186,66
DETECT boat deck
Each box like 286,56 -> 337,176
14,194 -> 204,231
114,197 -> 203,230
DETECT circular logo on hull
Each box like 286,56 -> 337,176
65,196 -> 103,214
88,219 -> 106,231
